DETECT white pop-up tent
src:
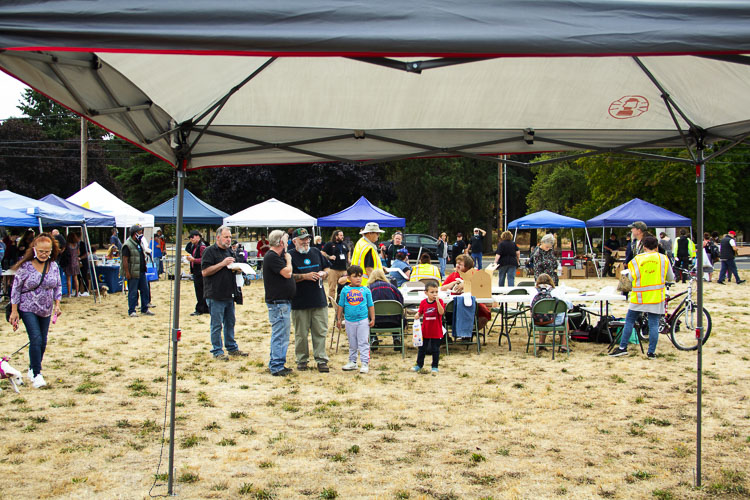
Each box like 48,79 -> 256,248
224,198 -> 316,228
3,1 -> 748,491
67,182 -> 154,228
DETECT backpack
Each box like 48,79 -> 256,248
526,246 -> 537,271
58,247 -> 71,269
709,242 -> 720,261
530,286 -> 555,326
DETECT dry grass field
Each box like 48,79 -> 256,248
1,270 -> 749,499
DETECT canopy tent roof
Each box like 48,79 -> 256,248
40,194 -> 116,227
508,210 -> 586,230
0,190 -> 84,226
586,198 -> 692,228
66,182 -> 154,228
0,206 -> 39,227
317,196 -> 405,228
146,189 -> 229,225
224,198 -> 316,228
1,1 -> 750,170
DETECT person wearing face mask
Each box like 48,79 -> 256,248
120,224 -> 155,318
288,228 -> 331,372
9,233 -> 63,389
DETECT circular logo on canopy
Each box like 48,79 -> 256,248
346,289 -> 364,306
304,258 -> 311,265
608,95 -> 649,119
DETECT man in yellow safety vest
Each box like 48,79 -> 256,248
351,222 -> 385,286
609,235 -> 674,359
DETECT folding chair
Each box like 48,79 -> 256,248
327,295 -> 343,352
607,318 -> 645,354
487,288 -> 530,350
443,299 -> 480,355
370,300 -> 406,358
528,298 -> 570,360
517,281 -> 536,287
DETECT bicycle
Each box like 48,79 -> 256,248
634,266 -> 711,351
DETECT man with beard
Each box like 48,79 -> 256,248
351,222 -> 385,286
322,229 -> 349,302
289,228 -> 331,372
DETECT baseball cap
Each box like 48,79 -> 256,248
129,224 -> 144,236
293,228 -> 311,240
397,247 -> 410,256
728,230 -> 736,237
628,221 -> 648,231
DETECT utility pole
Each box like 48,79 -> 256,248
80,117 -> 88,189
498,155 -> 504,233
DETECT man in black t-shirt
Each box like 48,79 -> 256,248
468,227 -> 487,270
201,226 -> 247,360
289,228 -> 330,373
263,230 -> 295,376
452,232 -> 467,265
321,230 -> 349,302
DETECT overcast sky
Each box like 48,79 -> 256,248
0,71 -> 30,119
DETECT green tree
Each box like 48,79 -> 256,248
526,155 -> 590,214
17,89 -> 107,140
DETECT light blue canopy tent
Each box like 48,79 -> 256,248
0,206 -> 38,227
0,190 -> 85,228
508,210 -> 597,274
40,194 -> 117,227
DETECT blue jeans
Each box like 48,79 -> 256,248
127,274 -> 150,314
267,301 -> 292,373
207,298 -> 237,356
718,259 -> 740,282
619,309 -> 660,354
471,252 -> 483,270
497,265 -> 517,286
20,311 -> 50,377
438,257 -> 446,278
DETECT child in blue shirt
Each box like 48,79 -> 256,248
337,265 -> 375,374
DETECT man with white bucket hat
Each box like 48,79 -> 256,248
351,222 -> 385,286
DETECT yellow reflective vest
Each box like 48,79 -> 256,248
628,251 -> 668,305
351,236 -> 382,286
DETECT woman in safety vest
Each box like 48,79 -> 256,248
609,235 -> 674,359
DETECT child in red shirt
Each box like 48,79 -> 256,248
412,281 -> 445,373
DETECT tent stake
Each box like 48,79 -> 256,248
167,168 -> 186,495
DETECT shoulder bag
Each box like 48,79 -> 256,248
6,260 -> 49,322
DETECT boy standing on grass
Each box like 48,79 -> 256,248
412,281 -> 445,374
337,265 -> 375,374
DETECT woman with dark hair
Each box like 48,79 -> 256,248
17,230 -> 35,258
494,230 -> 520,286
62,232 -> 81,297
9,233 -> 62,388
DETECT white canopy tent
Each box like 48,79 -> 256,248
223,198 -> 317,228
3,0 -> 748,491
67,182 -> 155,228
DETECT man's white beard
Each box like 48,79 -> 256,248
298,246 -> 310,254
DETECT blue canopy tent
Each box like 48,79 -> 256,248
0,190 -> 85,228
146,189 -> 229,225
0,206 -> 39,227
509,210 -> 598,275
586,198 -> 692,229
317,196 -> 405,228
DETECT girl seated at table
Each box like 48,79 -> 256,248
531,273 -> 572,353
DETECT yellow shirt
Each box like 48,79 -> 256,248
409,263 -> 442,285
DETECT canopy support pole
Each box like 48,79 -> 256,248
584,227 -> 599,277
167,167 -> 186,495
694,142 -> 705,487
82,223 -> 99,303
37,217 -> 43,234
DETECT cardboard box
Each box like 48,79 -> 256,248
561,266 -> 572,279
737,246 -> 750,256
585,261 -> 597,277
613,262 -> 625,277
570,269 -> 587,279
460,264 -> 495,298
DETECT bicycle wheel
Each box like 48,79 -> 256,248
670,304 -> 711,351
634,314 -> 649,343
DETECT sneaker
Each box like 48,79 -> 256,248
738,280 -> 746,285
147,303 -> 156,308
297,363 -> 309,371
213,354 -> 229,361
431,367 -> 439,374
359,364 -> 369,374
141,310 -> 156,316
190,311 -> 203,316
647,352 -> 656,359
27,368 -> 34,382
717,280 -> 725,285
271,367 -> 292,377
317,363 -> 330,373
411,365 -> 421,372
228,350 -> 248,357
129,312 -> 138,317
32,374 -> 47,388
609,347 -> 628,357
79,292 -> 89,297
342,362 -> 358,371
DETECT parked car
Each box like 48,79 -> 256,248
402,234 -> 451,262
